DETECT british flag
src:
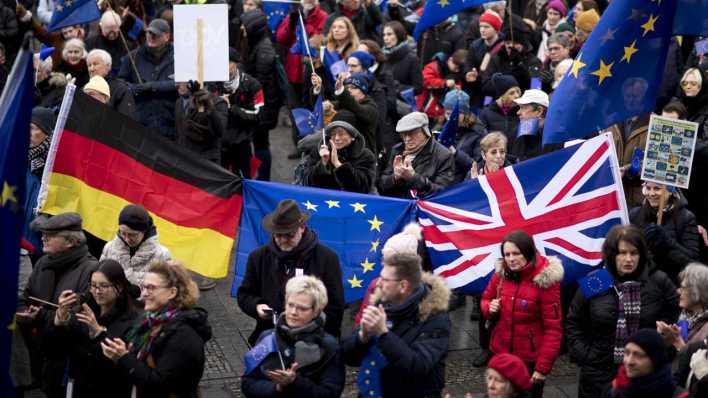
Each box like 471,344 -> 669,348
417,135 -> 629,293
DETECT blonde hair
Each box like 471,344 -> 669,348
325,17 -> 360,59
681,68 -> 703,88
285,275 -> 328,314
62,38 -> 87,60
146,260 -> 200,309
499,86 -> 521,105
480,132 -> 508,153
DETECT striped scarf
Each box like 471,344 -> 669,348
614,282 -> 642,363
126,306 -> 179,361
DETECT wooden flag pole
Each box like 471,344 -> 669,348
657,191 -> 667,225
196,17 -> 205,87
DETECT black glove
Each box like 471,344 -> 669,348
130,82 -> 152,96
507,47 -> 523,63
539,70 -> 554,86
192,89 -> 213,112
643,223 -> 669,250
188,80 -> 202,94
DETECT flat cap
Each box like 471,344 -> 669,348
396,111 -> 429,133
32,212 -> 83,233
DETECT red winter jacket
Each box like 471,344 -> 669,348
275,6 -> 328,84
481,255 -> 564,375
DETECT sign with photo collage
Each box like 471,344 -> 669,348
641,114 -> 699,189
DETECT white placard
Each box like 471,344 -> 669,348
173,4 -> 229,82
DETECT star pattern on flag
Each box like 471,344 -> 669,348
621,40 -> 639,63
368,215 -> 384,232
64,0 -> 74,6
350,202 -> 366,213
437,0 -> 449,7
1,181 -> 17,207
570,54 -> 586,78
56,4 -> 64,11
590,59 -> 614,85
303,200 -> 318,211
348,274 -> 363,288
600,28 -> 617,44
361,258 -> 375,273
370,239 -> 380,253
325,200 -> 340,208
627,8 -> 645,21
641,14 -> 659,36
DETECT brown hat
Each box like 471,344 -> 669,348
262,199 -> 310,234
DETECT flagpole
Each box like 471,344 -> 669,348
36,84 -> 77,214
106,0 -> 144,84
298,11 -> 316,74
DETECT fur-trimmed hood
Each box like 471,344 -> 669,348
494,255 -> 564,289
369,272 -> 451,322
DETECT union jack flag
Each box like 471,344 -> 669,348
417,135 -> 629,293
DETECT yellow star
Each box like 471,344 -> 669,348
350,202 -> 366,213
348,274 -> 363,288
590,59 -> 614,85
367,215 -> 384,232
361,258 -> 375,273
641,14 -> 659,37
325,200 -> 340,208
370,239 -> 380,253
437,0 -> 449,7
621,40 -> 639,63
569,54 -> 586,78
302,200 -> 318,211
64,0 -> 73,6
7,317 -> 16,332
2,181 -> 18,207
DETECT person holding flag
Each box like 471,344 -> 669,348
438,90 -> 487,183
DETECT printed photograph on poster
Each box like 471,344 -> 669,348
640,114 -> 698,189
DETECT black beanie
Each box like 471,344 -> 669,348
627,329 -> 670,368
31,107 -> 57,135
118,204 -> 151,232
490,73 -> 520,99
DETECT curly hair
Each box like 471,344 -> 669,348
146,260 -> 199,309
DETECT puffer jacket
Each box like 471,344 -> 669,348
629,201 -> 700,281
481,255 -> 564,375
302,127 -> 377,193
341,272 -> 451,398
379,137 -> 455,199
116,308 -> 212,398
100,235 -> 171,286
383,43 -> 423,95
565,264 -> 679,398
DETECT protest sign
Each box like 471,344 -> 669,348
641,114 -> 698,189
173,4 -> 229,83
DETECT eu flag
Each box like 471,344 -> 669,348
437,100 -> 458,147
291,95 -> 324,137
244,332 -> 280,374
413,0 -> 492,39
399,88 -> 418,112
322,48 -> 347,82
0,41 -> 34,397
578,268 -> 614,299
544,0 -> 679,145
264,1 -> 291,32
231,180 -> 416,303
290,12 -> 317,57
47,0 -> 101,32
674,0 -> 708,34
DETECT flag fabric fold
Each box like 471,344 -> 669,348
0,43 -> 34,397
291,95 -> 324,137
544,0 -> 679,145
673,0 -> 708,34
290,12 -> 317,57
413,0 -> 492,39
48,0 -> 101,32
40,92 -> 242,278
231,180 -> 417,303
322,48 -> 347,82
437,100 -> 458,147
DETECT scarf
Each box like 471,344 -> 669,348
613,364 -> 677,398
614,281 -> 642,363
402,137 -> 430,163
36,244 -> 90,302
680,309 -> 708,340
383,41 -> 409,56
276,313 -> 326,369
28,138 -> 51,175
126,305 -> 179,361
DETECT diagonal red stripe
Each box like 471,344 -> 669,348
549,141 -> 609,206
544,237 -> 603,260
51,130 -> 241,237
418,200 -> 490,225
438,253 -> 491,278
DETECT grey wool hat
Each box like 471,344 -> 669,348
396,111 -> 431,136
324,121 -> 361,139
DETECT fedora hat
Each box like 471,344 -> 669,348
262,199 -> 310,234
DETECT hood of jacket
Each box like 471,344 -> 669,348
242,10 -> 269,45
494,255 -> 564,289
369,272 -> 451,322
165,307 -> 212,343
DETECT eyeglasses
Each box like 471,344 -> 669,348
379,276 -> 401,283
548,46 -> 563,52
286,302 -> 313,313
91,283 -> 114,292
140,283 -> 169,293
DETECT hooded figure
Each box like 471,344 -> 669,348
678,68 -> 708,141
100,204 -> 171,286
303,120 -> 377,193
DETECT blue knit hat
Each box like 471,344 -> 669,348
344,72 -> 370,94
442,90 -> 471,113
349,51 -> 375,70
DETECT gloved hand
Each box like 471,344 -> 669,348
130,82 -> 153,96
507,46 -> 523,63
188,80 -> 201,93
643,223 -> 670,251
539,70 -> 554,86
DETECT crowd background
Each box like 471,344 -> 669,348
4,0 -> 708,397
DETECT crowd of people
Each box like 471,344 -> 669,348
4,0 -> 708,397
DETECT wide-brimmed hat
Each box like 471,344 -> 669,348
262,199 -> 310,234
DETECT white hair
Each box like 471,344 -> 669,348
285,275 -> 328,314
87,49 -> 112,68
100,10 -> 122,27
62,38 -> 87,60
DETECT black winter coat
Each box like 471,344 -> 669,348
629,202 -> 700,281
175,94 -> 227,164
566,265 -> 679,398
85,33 -> 128,76
334,89 -> 379,154
237,229 -> 345,345
483,47 -> 542,92
419,21 -> 466,66
243,18 -> 281,139
341,273 -> 451,398
383,44 -> 423,95
478,101 -> 520,148
222,70 -> 263,146
116,308 -> 212,398
379,138 -> 455,199
241,328 -> 345,397
107,76 -> 136,119
303,132 -> 377,193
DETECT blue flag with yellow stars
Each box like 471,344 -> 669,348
544,0 -> 679,145
413,0 -> 492,39
578,267 -> 614,299
0,40 -> 34,397
674,0 -> 708,34
291,95 -> 324,137
231,180 -> 416,303
47,0 -> 101,32
263,1 -> 291,32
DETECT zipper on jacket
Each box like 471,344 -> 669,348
509,282 -> 522,354
528,330 -> 536,352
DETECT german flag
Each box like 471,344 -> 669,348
40,91 -> 242,278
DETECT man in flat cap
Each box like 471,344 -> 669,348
237,199 -> 345,346
18,212 -> 98,397
379,112 -> 455,198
